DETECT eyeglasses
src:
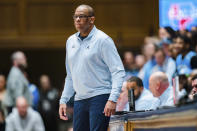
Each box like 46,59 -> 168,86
73,15 -> 92,20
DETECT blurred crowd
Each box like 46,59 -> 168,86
117,26 -> 197,111
0,51 -> 73,131
1,26 -> 197,131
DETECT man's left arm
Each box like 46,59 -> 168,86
101,37 -> 125,116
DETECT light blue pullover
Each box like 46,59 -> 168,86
60,26 -> 125,104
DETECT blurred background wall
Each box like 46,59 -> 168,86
0,0 -> 159,88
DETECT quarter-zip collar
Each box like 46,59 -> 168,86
76,26 -> 97,41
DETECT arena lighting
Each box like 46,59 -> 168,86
159,0 -> 197,30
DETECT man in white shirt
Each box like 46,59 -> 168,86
151,48 -> 176,84
149,72 -> 174,108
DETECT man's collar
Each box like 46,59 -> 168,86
76,26 -> 96,40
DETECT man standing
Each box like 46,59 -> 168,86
59,4 -> 125,131
4,51 -> 32,114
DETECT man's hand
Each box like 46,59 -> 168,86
104,100 -> 116,117
189,87 -> 197,100
59,104 -> 68,120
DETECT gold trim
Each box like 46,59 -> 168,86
128,110 -> 197,129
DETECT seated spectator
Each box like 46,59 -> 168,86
174,34 -> 197,75
159,27 -> 176,40
5,96 -> 45,131
143,42 -> 157,62
144,36 -> 160,49
116,76 -> 159,111
141,43 -> 158,89
152,48 -> 176,84
135,54 -> 145,70
135,54 -> 146,79
189,75 -> 197,100
123,51 -> 138,80
168,43 -> 179,60
176,75 -> 188,101
159,37 -> 173,57
149,72 -> 174,108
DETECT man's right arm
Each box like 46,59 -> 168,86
59,42 -> 75,120
59,75 -> 75,120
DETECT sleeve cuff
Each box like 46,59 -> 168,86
59,98 -> 68,105
108,93 -> 119,103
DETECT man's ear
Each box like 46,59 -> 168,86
156,81 -> 160,90
90,16 -> 95,24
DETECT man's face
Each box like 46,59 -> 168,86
73,7 -> 92,33
192,79 -> 197,89
168,44 -> 178,58
127,82 -> 141,100
17,103 -> 28,118
191,78 -> 197,96
40,75 -> 50,90
174,37 -> 184,54
124,52 -> 134,65
15,53 -> 27,68
155,50 -> 165,66
149,78 -> 158,97
144,43 -> 156,58
149,78 -> 168,97
159,28 -> 170,39
135,55 -> 145,69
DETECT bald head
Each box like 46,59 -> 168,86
74,4 -> 95,36
11,51 -> 27,68
150,72 -> 169,83
16,96 -> 28,118
149,72 -> 169,97
16,96 -> 28,106
76,4 -> 94,16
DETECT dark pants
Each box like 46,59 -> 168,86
73,94 -> 110,131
